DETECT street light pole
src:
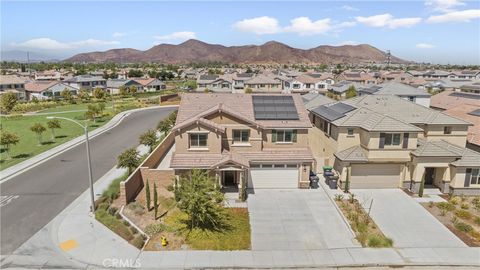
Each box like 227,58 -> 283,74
47,116 -> 95,212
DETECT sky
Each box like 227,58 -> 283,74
1,0 -> 480,64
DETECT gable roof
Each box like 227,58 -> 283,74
412,139 -> 480,167
334,145 -> 368,162
24,81 -> 58,92
374,82 -> 431,97
302,93 -> 335,109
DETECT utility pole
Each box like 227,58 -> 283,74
386,50 -> 391,69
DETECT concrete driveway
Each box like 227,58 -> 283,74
353,189 -> 466,248
248,189 -> 359,250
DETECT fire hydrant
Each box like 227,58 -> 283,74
161,236 -> 168,247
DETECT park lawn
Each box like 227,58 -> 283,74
39,101 -> 113,113
0,110 -> 113,170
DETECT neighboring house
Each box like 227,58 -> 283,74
24,81 -> 78,100
132,78 -> 166,92
358,81 -> 431,107
430,90 -> 480,152
302,92 -> 335,110
284,74 -> 334,93
34,70 -> 62,81
337,71 -> 377,84
0,75 -> 27,101
380,71 -> 412,82
170,93 -> 314,195
327,81 -> 363,98
308,94 -> 478,195
106,79 -> 143,95
449,70 -> 480,80
65,75 -> 106,91
421,79 -> 478,92
196,75 -> 232,92
407,70 -> 452,79
232,73 -> 254,91
244,75 -> 282,92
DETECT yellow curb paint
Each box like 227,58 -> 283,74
59,239 -> 78,251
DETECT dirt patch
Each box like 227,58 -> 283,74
144,231 -> 186,251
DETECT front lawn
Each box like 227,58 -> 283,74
422,196 -> 480,246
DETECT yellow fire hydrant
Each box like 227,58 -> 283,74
161,236 -> 168,247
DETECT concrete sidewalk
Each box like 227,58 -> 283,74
0,105 -> 178,183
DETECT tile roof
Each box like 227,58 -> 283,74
245,75 -> 280,85
430,90 -> 480,110
0,75 -> 27,85
412,139 -> 480,167
302,93 -> 335,109
24,81 -> 58,92
374,82 -> 431,97
334,145 -> 368,162
444,104 -> 480,146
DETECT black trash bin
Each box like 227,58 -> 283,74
329,178 -> 338,189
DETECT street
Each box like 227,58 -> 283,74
0,106 -> 176,255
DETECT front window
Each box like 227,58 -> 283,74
189,133 -> 207,148
233,130 -> 249,143
444,126 -> 452,134
385,133 -> 401,146
470,169 -> 479,185
274,130 -> 296,143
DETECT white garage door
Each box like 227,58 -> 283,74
248,167 -> 299,189
351,164 -> 401,188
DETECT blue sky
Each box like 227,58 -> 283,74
1,1 -> 480,64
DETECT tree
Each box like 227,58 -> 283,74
176,169 -> 226,230
78,88 -> 90,101
139,129 -> 157,152
92,87 -> 106,99
85,104 -> 101,122
129,85 -> 137,96
345,85 -> 357,99
47,119 -> 61,140
0,92 -> 18,114
60,88 -> 73,101
98,102 -> 106,115
245,87 -> 253,94
153,182 -> 158,219
117,148 -> 140,174
145,180 -> 151,210
30,123 -> 46,145
157,110 -> 177,134
119,85 -> 128,97
128,69 -> 143,78
0,131 -> 19,159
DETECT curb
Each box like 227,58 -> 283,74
0,105 -> 178,184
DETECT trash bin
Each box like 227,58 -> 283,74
329,178 -> 338,189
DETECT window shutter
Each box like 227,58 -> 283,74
379,133 -> 386,149
403,133 -> 409,149
271,130 -> 277,142
464,168 -> 472,187
292,130 -> 297,142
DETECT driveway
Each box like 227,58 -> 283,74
248,189 -> 359,250
353,189 -> 466,248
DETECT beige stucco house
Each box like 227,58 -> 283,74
169,93 -> 314,196
307,94 -> 480,195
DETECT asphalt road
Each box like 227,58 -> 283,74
0,106 -> 176,255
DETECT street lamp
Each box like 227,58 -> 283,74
46,116 -> 95,212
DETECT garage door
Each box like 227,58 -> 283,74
248,167 -> 299,189
351,164 -> 401,188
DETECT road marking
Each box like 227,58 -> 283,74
59,239 -> 78,251
0,195 -> 19,207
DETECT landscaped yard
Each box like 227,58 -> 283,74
335,194 -> 393,248
422,196 -> 480,246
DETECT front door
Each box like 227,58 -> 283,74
424,167 -> 435,186
224,171 -> 236,186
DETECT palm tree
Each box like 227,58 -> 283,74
0,131 -> 19,159
47,119 -> 61,140
117,148 -> 140,174
30,123 -> 46,145
139,129 -> 157,153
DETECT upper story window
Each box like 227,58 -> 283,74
233,130 -> 249,143
385,133 -> 401,146
272,129 -> 297,143
189,133 -> 207,148
444,126 -> 452,134
467,168 -> 479,185
347,128 -> 354,136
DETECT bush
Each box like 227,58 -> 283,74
428,201 -> 434,208
470,230 -> 480,241
130,226 -> 138,234
95,209 -> 134,241
461,203 -> 469,210
449,197 -> 460,205
437,202 -> 455,212
454,221 -> 473,233
131,235 -> 145,249
108,206 -> 118,216
145,223 -> 167,236
166,184 -> 174,192
474,216 -> 480,225
367,234 -> 393,247
334,194 -> 344,201
102,174 -> 127,201
455,209 -> 472,220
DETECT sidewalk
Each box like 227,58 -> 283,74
0,105 -> 178,183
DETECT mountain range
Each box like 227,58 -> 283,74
65,39 -> 408,64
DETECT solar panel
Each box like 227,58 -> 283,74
252,95 -> 299,120
329,103 -> 356,114
450,92 -> 480,100
469,109 -> 480,117
311,106 -> 345,121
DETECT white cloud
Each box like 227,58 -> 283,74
355,13 -> 421,28
232,16 -> 281,35
112,32 -> 126,38
426,9 -> 480,23
425,0 -> 465,13
12,37 -> 119,50
416,43 -> 435,48
153,31 -> 196,42
341,5 -> 359,11
336,40 -> 358,46
284,17 -> 331,35
334,21 -> 357,28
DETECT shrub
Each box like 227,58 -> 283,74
95,209 -> 134,241
166,184 -> 174,192
130,226 -> 138,234
437,202 -> 455,212
123,220 -> 130,226
461,203 -> 469,210
115,212 -> 122,219
356,232 -> 368,246
102,174 -> 127,201
334,194 -> 344,201
470,230 -> 480,241
131,235 -> 145,249
145,223 -> 167,236
97,202 -> 109,212
449,196 -> 460,205
474,216 -> 480,225
367,234 -> 393,247
440,209 -> 447,216
455,209 -> 472,220
108,206 -> 118,216
454,221 -> 473,233
428,201 -> 434,208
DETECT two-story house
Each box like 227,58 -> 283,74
308,94 -> 480,195
65,75 -> 106,91
0,75 -> 27,101
169,93 -> 314,195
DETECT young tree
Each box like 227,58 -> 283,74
30,123 -> 46,145
139,129 -> 157,152
129,85 -> 137,96
345,85 -> 357,99
117,148 -> 140,174
78,88 -> 90,101
92,87 -> 106,99
47,119 -> 61,140
119,85 -> 128,97
176,169 -> 225,230
145,180 -> 151,210
85,104 -> 101,123
0,92 -> 18,114
0,131 -> 19,159
98,102 -> 106,115
153,182 -> 158,219
60,88 -> 73,102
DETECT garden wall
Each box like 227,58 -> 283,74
160,93 -> 179,103
119,132 -> 175,205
